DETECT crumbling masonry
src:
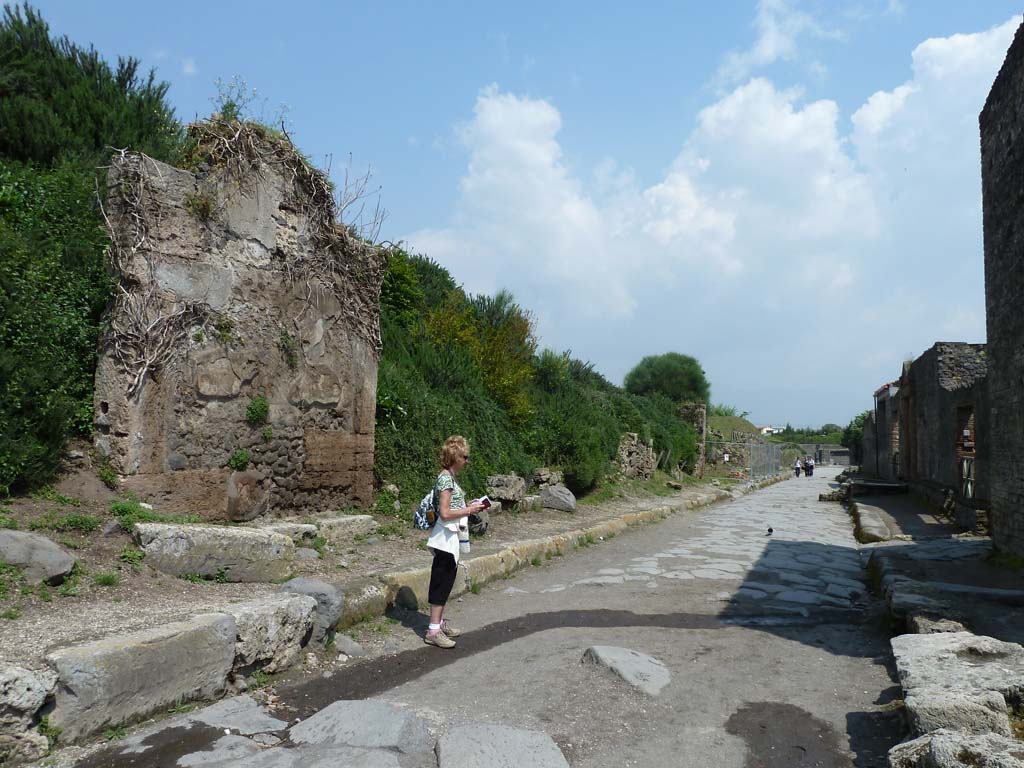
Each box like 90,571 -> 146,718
94,122 -> 384,518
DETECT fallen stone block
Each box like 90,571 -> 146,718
581,645 -> 670,696
0,665 -> 58,764
223,593 -> 317,673
0,530 -> 76,586
45,613 -> 235,742
289,700 -> 431,757
540,484 -> 576,512
133,523 -> 294,582
316,515 -> 378,544
436,722 -> 569,768
888,728 -> 1024,768
486,473 -> 526,505
277,578 -> 344,643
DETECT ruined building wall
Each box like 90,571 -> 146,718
902,344 -> 988,497
860,412 -> 878,476
901,343 -> 989,528
95,143 -> 383,517
981,20 -> 1024,555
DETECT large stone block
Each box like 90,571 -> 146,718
223,594 -> 317,673
133,523 -> 294,582
889,728 -> 1024,768
540,485 -> 576,512
0,530 -> 76,586
891,631 -> 1024,737
316,515 -> 378,545
45,613 -> 235,742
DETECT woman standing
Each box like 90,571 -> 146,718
424,435 -> 487,649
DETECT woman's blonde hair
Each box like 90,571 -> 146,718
439,435 -> 470,469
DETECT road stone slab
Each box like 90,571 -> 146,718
436,723 -> 569,768
289,700 -> 432,757
581,645 -> 671,696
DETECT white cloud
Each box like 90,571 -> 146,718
717,0 -> 836,84
405,16 -> 1020,426
181,57 -> 197,76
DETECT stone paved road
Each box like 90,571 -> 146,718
72,472 -> 905,768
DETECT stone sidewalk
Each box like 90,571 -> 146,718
857,491 -> 1024,767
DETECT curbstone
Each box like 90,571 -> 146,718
45,613 -> 236,743
277,578 -> 344,644
222,594 -> 317,674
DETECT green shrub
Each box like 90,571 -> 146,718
0,5 -> 184,495
29,512 -> 101,533
96,464 -> 118,490
117,544 -> 145,570
0,512 -> 17,529
109,499 -> 199,531
92,571 -> 119,587
245,396 -> 269,426
227,449 -> 250,471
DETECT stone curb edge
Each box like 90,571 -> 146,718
378,473 -> 788,611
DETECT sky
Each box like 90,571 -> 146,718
27,0 -> 1024,428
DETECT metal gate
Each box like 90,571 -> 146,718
706,441 -> 782,481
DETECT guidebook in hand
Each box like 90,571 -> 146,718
473,496 -> 492,509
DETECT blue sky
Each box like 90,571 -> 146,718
29,1 -> 1024,427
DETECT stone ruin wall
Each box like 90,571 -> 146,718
94,148 -> 383,518
981,19 -> 1024,556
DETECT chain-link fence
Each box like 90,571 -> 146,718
706,441 -> 783,481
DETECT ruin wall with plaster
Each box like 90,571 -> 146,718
94,140 -> 383,518
981,20 -> 1024,555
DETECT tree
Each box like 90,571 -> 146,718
0,3 -> 183,167
623,352 -> 710,403
841,411 -> 870,462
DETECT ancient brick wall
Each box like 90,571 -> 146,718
95,143 -> 383,518
981,20 -> 1024,555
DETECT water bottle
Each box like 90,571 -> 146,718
458,522 -> 471,555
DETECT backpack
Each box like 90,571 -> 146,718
413,489 -> 436,530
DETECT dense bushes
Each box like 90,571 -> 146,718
375,248 -> 698,502
0,4 -> 183,493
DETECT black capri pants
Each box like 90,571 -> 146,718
428,550 -> 458,606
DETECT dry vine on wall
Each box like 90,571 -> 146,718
99,149 -> 207,399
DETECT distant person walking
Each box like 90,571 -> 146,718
794,457 -> 802,477
424,435 -> 487,649
805,457 -> 815,477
